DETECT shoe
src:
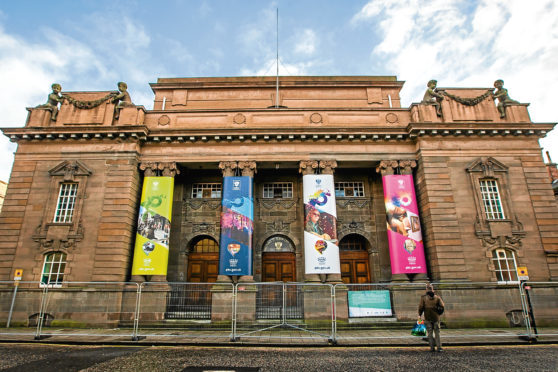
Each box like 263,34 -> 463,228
437,348 -> 444,352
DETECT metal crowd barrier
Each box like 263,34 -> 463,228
333,282 -> 532,344
0,280 -> 555,344
135,282 -> 234,342
519,281 -> 558,341
232,282 -> 334,342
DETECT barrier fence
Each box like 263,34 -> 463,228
0,280 -> 556,344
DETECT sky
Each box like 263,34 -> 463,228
0,0 -> 557,182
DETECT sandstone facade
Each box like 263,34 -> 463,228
1,76 -> 556,286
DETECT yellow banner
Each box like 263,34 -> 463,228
131,177 -> 174,276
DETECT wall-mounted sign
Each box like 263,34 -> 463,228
14,269 -> 23,281
348,290 -> 392,317
517,266 -> 529,281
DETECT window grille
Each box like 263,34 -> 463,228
479,179 -> 505,219
192,183 -> 221,199
53,183 -> 78,223
335,182 -> 365,197
192,238 -> 219,253
41,252 -> 67,287
263,182 -> 293,199
492,249 -> 518,283
339,235 -> 366,251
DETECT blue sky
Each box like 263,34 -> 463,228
0,0 -> 557,182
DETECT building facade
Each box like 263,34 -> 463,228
1,75 -> 557,288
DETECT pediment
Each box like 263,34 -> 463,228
466,157 -> 508,177
49,160 -> 93,180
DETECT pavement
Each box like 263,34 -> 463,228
1,344 -> 558,372
1,326 -> 557,347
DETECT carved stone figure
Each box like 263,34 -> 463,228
421,80 -> 444,117
492,79 -> 518,118
111,82 -> 135,120
36,83 -> 65,121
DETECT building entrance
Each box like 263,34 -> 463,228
262,252 -> 296,282
186,237 -> 219,282
258,237 -> 302,319
339,234 -> 371,284
166,237 -> 218,319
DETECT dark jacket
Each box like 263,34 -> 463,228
418,293 -> 445,322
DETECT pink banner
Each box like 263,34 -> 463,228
382,174 -> 427,274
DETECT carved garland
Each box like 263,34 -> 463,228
441,90 -> 493,106
63,92 -> 119,109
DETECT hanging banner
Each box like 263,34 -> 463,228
303,174 -> 340,274
219,176 -> 254,276
382,174 -> 427,274
131,177 -> 174,276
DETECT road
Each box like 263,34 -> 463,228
0,343 -> 556,372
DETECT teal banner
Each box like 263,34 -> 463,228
348,290 -> 392,317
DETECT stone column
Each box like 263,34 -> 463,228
320,160 -> 343,284
376,160 -> 410,283
216,161 -> 257,283
131,161 -> 180,283
237,161 -> 257,283
377,160 -> 429,283
299,160 -> 321,283
216,161 -> 238,283
398,160 -> 427,282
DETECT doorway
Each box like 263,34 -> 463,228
166,236 -> 219,319
258,236 -> 302,319
339,234 -> 371,284
262,252 -> 296,282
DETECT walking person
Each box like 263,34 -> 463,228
418,284 -> 445,352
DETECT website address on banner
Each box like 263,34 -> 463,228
314,266 -> 331,270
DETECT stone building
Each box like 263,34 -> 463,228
1,75 -> 557,290
0,180 -> 6,213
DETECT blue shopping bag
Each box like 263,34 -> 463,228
411,319 -> 427,336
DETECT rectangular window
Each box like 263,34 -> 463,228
41,252 -> 66,287
263,182 -> 293,199
492,249 -> 518,283
53,183 -> 78,223
479,180 -> 505,219
192,183 -> 221,199
335,182 -> 365,197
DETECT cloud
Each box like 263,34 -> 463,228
353,0 -> 558,161
239,58 -> 314,76
0,14 -> 159,182
294,29 -> 318,56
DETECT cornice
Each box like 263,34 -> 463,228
3,121 -> 554,144
407,122 -> 553,139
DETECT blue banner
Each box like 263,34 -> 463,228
219,176 -> 254,276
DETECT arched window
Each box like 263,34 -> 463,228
41,252 -> 67,287
191,237 -> 219,253
492,249 -> 518,283
339,235 -> 366,251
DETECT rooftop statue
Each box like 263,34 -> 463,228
492,79 -> 518,118
111,82 -> 135,120
421,80 -> 444,117
36,83 -> 65,121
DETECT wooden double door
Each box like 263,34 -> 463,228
259,252 -> 301,319
262,252 -> 296,282
187,252 -> 219,283
340,251 -> 371,284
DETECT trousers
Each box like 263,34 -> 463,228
425,320 -> 441,350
